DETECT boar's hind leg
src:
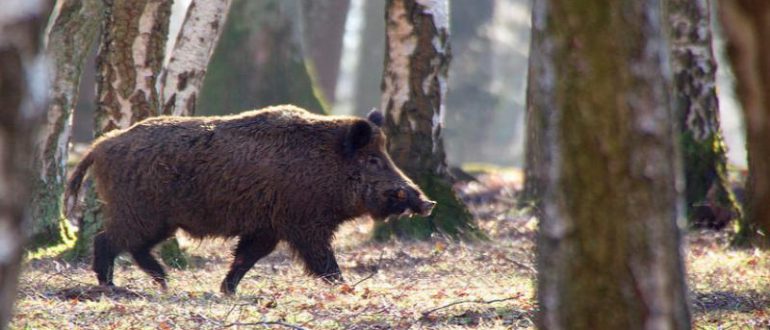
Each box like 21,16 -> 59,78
288,237 -> 343,284
220,231 -> 279,295
130,243 -> 168,290
93,231 -> 120,286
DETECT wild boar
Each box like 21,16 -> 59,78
65,105 -> 435,295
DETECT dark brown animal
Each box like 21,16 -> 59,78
65,105 -> 435,295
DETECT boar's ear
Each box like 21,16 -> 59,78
367,109 -> 384,127
343,120 -> 372,157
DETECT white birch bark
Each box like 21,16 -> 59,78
160,0 -> 232,116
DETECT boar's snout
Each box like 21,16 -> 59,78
382,186 -> 436,219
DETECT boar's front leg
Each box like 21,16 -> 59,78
286,229 -> 343,283
220,231 -> 279,295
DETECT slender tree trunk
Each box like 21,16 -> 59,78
669,0 -> 740,229
534,1 -> 691,328
374,0 -> 478,240
299,0 -> 350,106
0,1 -> 52,327
351,0 -> 386,116
718,0 -> 770,247
200,0 -> 327,116
520,23 -> 547,209
71,0 -> 173,260
29,0 -> 102,249
160,0 -> 232,116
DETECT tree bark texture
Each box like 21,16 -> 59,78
300,0 -> 350,105
71,0 -> 172,260
668,0 -> 739,229
29,0 -> 102,248
520,8 -> 548,209
200,0 -> 326,116
0,1 -> 52,327
374,0 -> 477,240
443,0 -> 497,166
160,0 -> 232,116
718,0 -> 770,247
534,1 -> 691,329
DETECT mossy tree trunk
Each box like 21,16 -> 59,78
29,0 -> 102,249
160,0 -> 232,117
200,0 -> 327,116
668,0 -> 740,229
718,0 -> 770,247
70,0 -> 175,261
533,0 -> 691,328
0,0 -> 52,327
299,0 -> 350,105
374,0 -> 478,240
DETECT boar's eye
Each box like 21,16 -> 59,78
367,156 -> 384,169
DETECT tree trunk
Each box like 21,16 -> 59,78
520,16 -> 548,209
160,0 -> 232,116
534,1 -> 691,328
70,0 -> 173,260
29,0 -> 102,249
373,0 -> 478,240
299,0 -> 350,105
443,0 -> 496,166
669,0 -> 740,230
0,1 -> 52,327
718,1 -> 770,247
351,0 -> 386,116
200,0 -> 327,116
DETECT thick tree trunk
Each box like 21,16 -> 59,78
443,0 -> 496,166
0,1 -> 52,328
374,0 -> 478,240
718,1 -> 770,247
160,0 -> 232,116
669,0 -> 740,229
534,1 -> 691,328
71,0 -> 173,260
351,0 -> 386,117
200,0 -> 327,115
29,0 -> 102,249
299,0 -> 350,105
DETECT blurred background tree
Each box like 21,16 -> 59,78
532,1 -> 691,328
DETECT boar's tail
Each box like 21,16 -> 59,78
64,150 -> 95,218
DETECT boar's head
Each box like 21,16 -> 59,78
342,110 -> 436,220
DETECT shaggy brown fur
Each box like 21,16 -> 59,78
65,105 -> 435,294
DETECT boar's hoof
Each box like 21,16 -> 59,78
320,273 -> 344,285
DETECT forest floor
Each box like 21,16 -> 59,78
12,169 -> 770,329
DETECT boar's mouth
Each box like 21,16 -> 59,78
375,188 -> 436,221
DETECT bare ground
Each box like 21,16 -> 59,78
12,171 -> 770,329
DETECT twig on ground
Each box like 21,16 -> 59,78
420,297 -> 519,319
352,250 -> 384,288
221,321 -> 306,329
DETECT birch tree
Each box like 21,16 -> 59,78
669,0 -> 739,229
28,0 -> 102,249
71,0 -> 173,259
718,0 -> 770,247
0,0 -> 51,327
374,0 -> 478,240
160,0 -> 232,116
533,1 -> 691,328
